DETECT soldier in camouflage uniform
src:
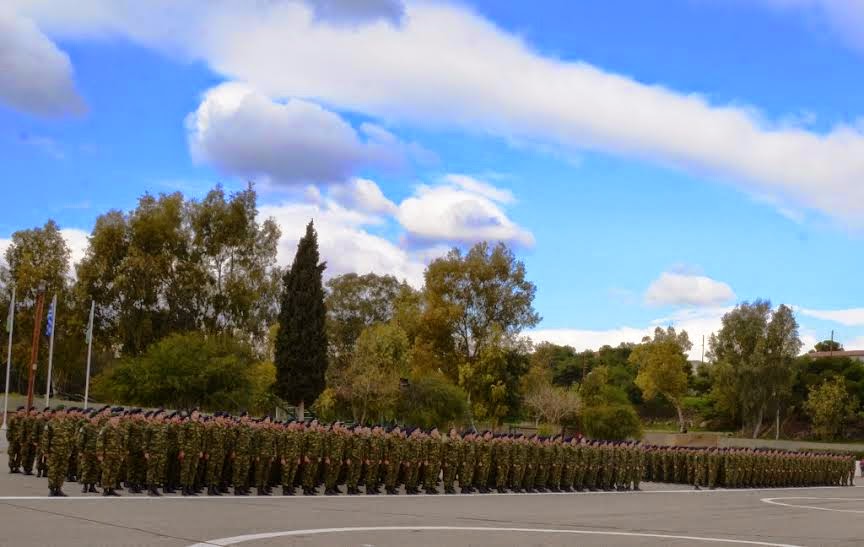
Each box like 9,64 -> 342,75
510,434 -> 528,493
473,431 -> 493,493
76,410 -> 100,493
345,425 -> 366,495
97,411 -> 127,496
232,414 -> 253,495
364,425 -> 385,494
382,425 -> 404,495
322,423 -> 346,495
6,406 -> 25,473
178,410 -> 204,496
423,427 -> 443,494
143,411 -> 167,496
302,420 -> 324,495
41,408 -> 72,496
252,417 -> 276,495
458,430 -> 477,493
279,420 -> 302,495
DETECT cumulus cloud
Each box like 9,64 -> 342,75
60,228 -> 89,267
330,178 -> 398,215
14,1 -> 864,226
306,0 -> 405,26
186,82 -> 408,185
797,307 -> 864,326
645,272 -> 736,307
530,306 -> 731,360
760,0 -> 864,52
259,198 -> 429,286
0,9 -> 85,116
397,176 -> 534,247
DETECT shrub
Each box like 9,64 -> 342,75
396,374 -> 468,429
581,403 -> 643,440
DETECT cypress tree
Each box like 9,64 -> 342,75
274,220 -> 327,418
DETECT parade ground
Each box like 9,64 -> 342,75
0,455 -> 861,547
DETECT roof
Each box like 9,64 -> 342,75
806,350 -> 864,358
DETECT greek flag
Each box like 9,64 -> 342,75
85,300 -> 94,344
45,296 -> 56,337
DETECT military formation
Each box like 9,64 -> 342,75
5,406 -> 857,497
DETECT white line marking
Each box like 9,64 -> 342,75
761,496 -> 864,514
185,526 -> 806,547
0,485 -> 857,501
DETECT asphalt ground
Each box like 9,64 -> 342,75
0,453 -> 861,547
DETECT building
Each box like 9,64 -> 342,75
806,350 -> 864,362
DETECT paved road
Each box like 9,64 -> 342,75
0,454 -> 861,547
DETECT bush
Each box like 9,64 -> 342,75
581,403 -> 643,440
396,374 -> 468,429
92,332 -> 267,412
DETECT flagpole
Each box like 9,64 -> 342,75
44,294 -> 57,408
1,286 -> 16,432
83,300 -> 94,410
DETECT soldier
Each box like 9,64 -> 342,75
364,425 -> 385,495
179,409 -> 204,496
322,423 -> 346,495
76,410 -> 100,493
143,410 -> 167,496
232,413 -> 254,495
423,427 -> 443,494
6,406 -> 25,473
97,410 -> 127,496
279,420 -> 302,495
41,407 -> 72,496
301,420 -> 324,495
203,412 -> 226,496
522,435 -> 540,493
473,431 -> 493,493
345,425 -> 366,495
458,430 -> 477,494
492,434 -> 511,493
253,416 -> 277,496
382,425 -> 404,495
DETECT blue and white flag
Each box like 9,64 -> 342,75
45,295 -> 56,337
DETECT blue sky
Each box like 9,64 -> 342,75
2,0 -> 864,355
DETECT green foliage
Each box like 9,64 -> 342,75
813,339 -> 843,352
274,221 -> 328,411
804,376 -> 860,441
579,366 -> 642,439
458,330 -> 530,424
794,355 -> 864,409
330,323 -> 409,424
325,273 -> 411,369
76,185 -> 280,356
708,301 -> 802,437
91,332 -> 263,411
629,327 -> 691,431
396,373 -> 468,429
581,404 -> 643,440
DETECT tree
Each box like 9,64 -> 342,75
523,383 -> 581,432
325,273 -> 410,370
578,366 -> 642,440
804,376 -> 859,441
708,301 -> 802,438
812,340 -> 843,353
91,332 -> 261,411
330,323 -> 409,424
396,373 -> 468,429
629,327 -> 692,432
274,221 -> 328,418
0,220 -> 72,393
418,242 -> 540,379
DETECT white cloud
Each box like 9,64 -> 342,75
645,272 -> 736,307
397,178 -> 534,247
798,307 -> 864,326
259,198 -> 430,286
307,0 -> 405,26
760,0 -> 864,52
60,228 -> 89,267
530,306 -> 731,360
330,178 -> 398,215
444,174 -> 515,204
0,238 -> 10,267
0,9 -> 85,117
186,82 -> 405,185
14,1 -> 864,225
845,335 -> 864,350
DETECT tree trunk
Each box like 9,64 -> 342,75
296,400 -> 305,421
752,405 -> 764,439
775,406 -> 780,440
675,402 -> 686,433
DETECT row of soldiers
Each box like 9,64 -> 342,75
5,406 -> 856,497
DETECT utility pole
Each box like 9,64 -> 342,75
830,330 -> 834,357
701,335 -> 705,366
26,283 -> 46,410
